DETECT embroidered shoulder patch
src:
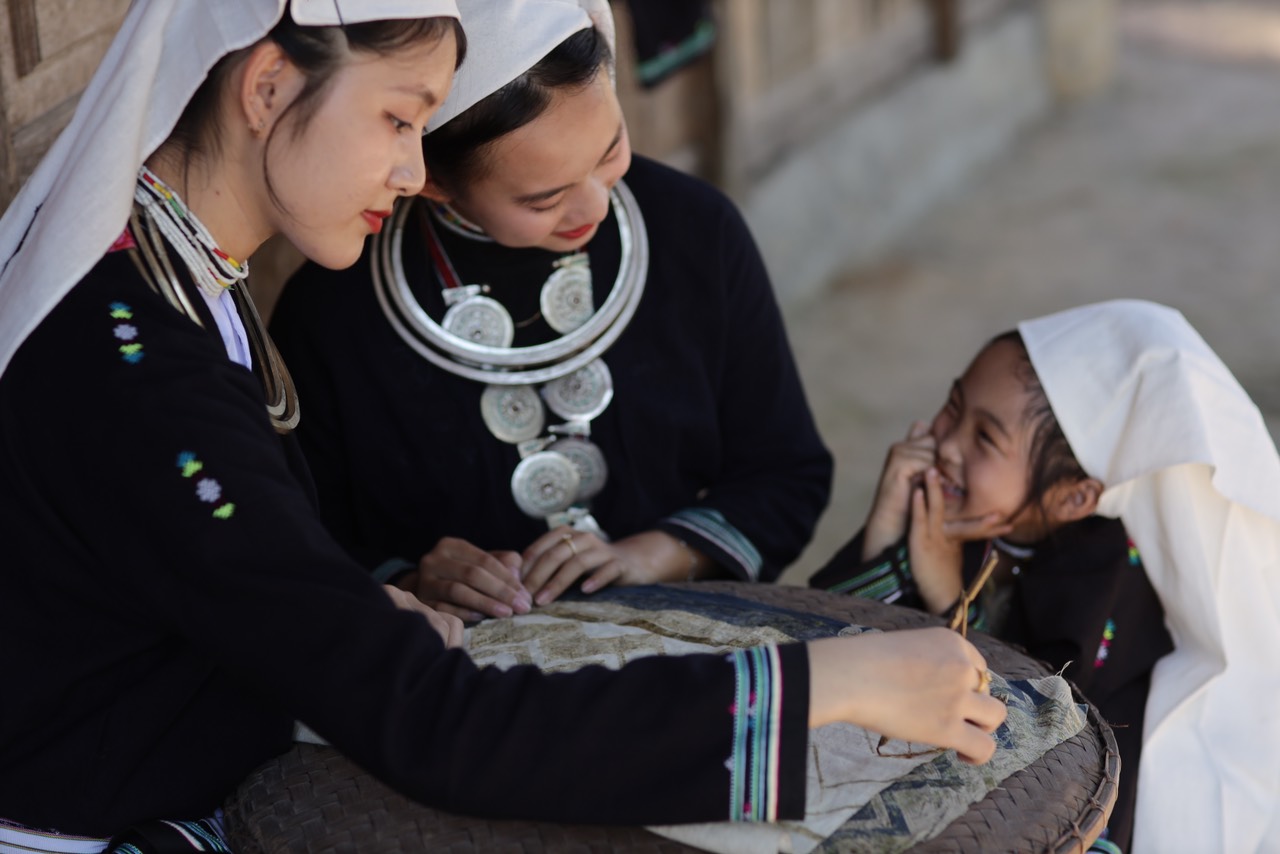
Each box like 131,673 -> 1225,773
176,451 -> 236,519
109,301 -> 144,364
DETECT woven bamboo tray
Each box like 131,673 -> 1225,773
225,582 -> 1118,853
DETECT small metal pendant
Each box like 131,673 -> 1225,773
542,359 -> 614,422
548,436 -> 608,502
442,294 -> 514,347
511,450 -> 581,518
540,253 -> 594,333
480,384 -> 545,443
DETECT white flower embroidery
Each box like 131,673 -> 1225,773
113,323 -> 139,341
195,478 -> 222,503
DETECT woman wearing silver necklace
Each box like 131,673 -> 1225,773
271,0 -> 835,621
0,0 -> 1007,845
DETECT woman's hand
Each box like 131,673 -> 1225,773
807,627 -> 1007,764
863,421 -> 937,560
521,528 -> 706,607
402,537 -> 532,622
382,585 -> 466,648
908,468 -> 1012,614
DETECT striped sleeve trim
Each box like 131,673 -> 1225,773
370,556 -> 416,585
726,646 -> 785,822
823,545 -> 912,603
662,508 -> 763,581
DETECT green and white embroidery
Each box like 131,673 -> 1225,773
108,301 -> 144,364
176,451 -> 235,519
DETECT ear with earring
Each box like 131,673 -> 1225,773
250,118 -> 265,135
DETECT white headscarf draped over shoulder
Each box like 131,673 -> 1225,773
428,0 -> 614,133
0,0 -> 459,378
1019,299 -> 1280,854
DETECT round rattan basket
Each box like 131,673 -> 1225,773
225,582 -> 1118,853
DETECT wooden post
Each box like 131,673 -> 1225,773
1044,0 -> 1116,101
7,0 -> 40,77
927,0 -> 961,64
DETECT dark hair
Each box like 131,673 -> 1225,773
166,11 -> 467,203
423,26 -> 611,194
988,330 -> 1090,525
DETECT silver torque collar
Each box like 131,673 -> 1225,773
371,180 -> 649,386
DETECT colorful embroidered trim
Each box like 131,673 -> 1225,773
1087,836 -> 1124,854
108,302 -> 145,364
823,544 -> 910,602
1127,539 -> 1140,566
664,508 -> 763,581
635,18 -> 717,86
726,646 -> 783,822
1094,618 -> 1116,668
0,817 -> 107,853
175,451 -> 236,520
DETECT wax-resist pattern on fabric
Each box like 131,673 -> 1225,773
818,675 -> 1088,854
109,302 -> 144,364
462,591 -> 1085,854
726,646 -> 784,822
175,451 -> 235,519
664,508 -> 763,581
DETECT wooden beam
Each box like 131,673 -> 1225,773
7,0 -> 41,77
927,0 -> 961,63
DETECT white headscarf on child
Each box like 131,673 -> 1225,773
1020,299 -> 1280,854
0,0 -> 459,379
426,0 -> 614,133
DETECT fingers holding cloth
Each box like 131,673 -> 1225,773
808,626 -> 1008,765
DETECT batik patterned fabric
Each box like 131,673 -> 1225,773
464,588 -> 1087,854
0,814 -> 229,854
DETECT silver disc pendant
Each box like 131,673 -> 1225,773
542,359 -> 614,422
540,255 -> 594,334
548,436 -> 608,502
511,450 -> 580,518
441,295 -> 515,347
480,384 -> 545,443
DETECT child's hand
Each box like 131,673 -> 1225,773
907,468 -> 969,614
863,421 -> 937,560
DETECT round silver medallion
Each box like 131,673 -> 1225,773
441,295 -> 514,348
511,450 -> 580,518
480,384 -> 545,443
540,256 -> 594,334
548,436 -> 608,501
542,359 -> 614,422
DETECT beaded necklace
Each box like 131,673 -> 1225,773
134,166 -> 249,299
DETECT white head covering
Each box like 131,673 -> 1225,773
427,0 -> 614,132
1019,299 -> 1280,854
0,0 -> 459,378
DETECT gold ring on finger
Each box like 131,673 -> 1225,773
562,532 -> 578,556
975,667 -> 992,694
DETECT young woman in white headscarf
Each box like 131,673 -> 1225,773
0,0 -> 1005,848
269,0 -> 834,621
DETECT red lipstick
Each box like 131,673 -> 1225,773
362,209 -> 392,234
554,222 -> 595,241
